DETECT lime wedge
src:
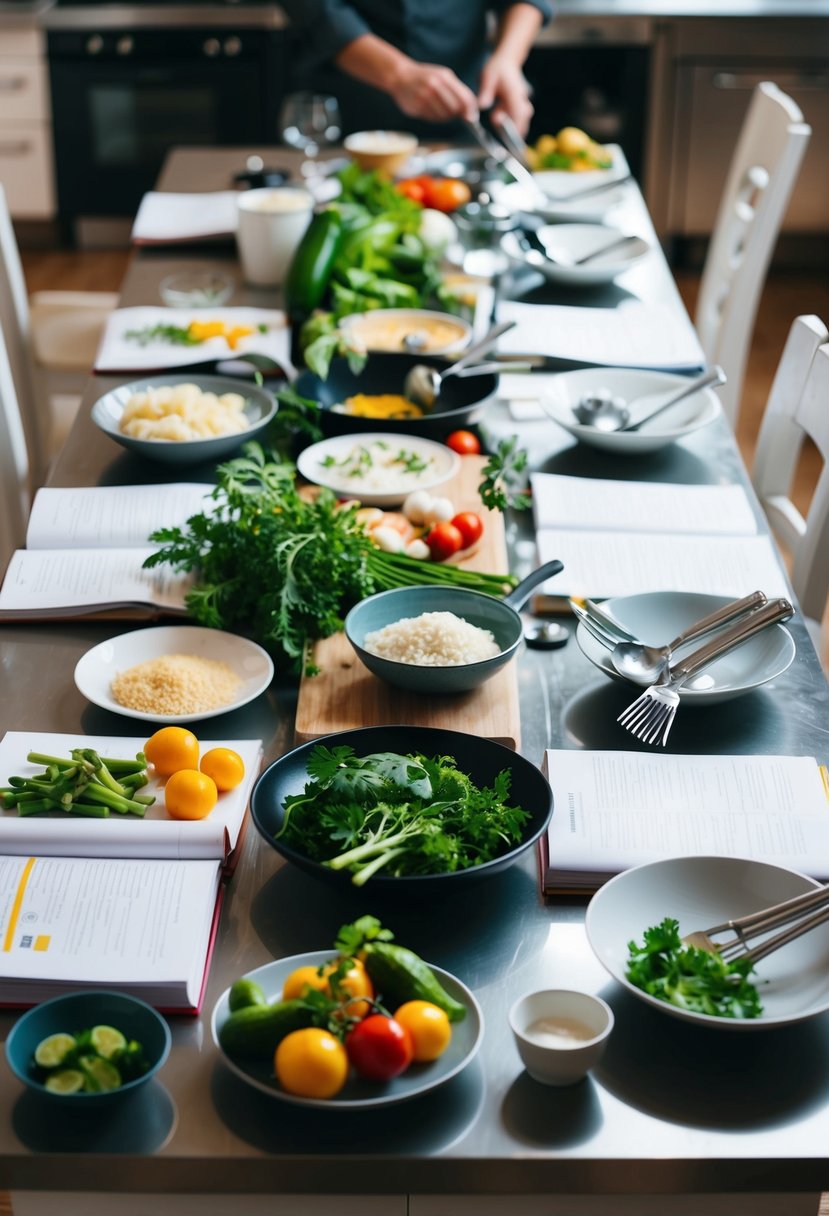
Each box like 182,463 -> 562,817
90,1024 -> 127,1059
34,1032 -> 77,1069
44,1069 -> 85,1095
80,1055 -> 122,1092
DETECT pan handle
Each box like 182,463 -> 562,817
503,559 -> 564,611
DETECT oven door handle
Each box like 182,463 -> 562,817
713,70 -> 829,92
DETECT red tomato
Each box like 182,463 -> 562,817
451,511 -> 484,549
446,430 -> 481,456
396,178 -> 427,204
426,178 -> 473,213
426,521 -> 464,562
345,1014 -> 414,1080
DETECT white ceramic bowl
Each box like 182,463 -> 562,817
343,130 -> 418,176
586,855 -> 829,1030
91,374 -> 278,466
538,367 -> 721,454
74,625 -> 274,724
338,309 -> 472,356
296,432 -> 459,507
575,591 -> 796,704
494,149 -> 630,222
509,989 -> 613,1085
502,223 -> 650,287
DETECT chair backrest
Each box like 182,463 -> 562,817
752,318 -> 829,624
695,82 -> 811,428
0,184 -> 47,486
0,320 -> 30,575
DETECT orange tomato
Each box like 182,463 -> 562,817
199,747 -> 245,792
425,178 -> 472,213
282,958 -> 375,1019
275,1028 -> 348,1099
164,769 -> 218,820
144,726 -> 199,778
282,965 -> 331,1001
394,1000 -> 452,1062
396,177 -> 427,204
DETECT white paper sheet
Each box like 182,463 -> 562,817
131,191 -> 240,243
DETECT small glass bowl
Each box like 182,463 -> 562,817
159,270 -> 235,309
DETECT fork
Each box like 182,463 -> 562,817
617,597 -> 794,746
684,882 -> 829,964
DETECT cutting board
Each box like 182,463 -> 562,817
295,455 -> 521,749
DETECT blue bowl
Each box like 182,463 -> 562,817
5,990 -> 171,1106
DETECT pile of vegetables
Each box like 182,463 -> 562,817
219,915 -> 465,1099
626,917 -> 763,1019
1,749 -> 153,818
285,163 -> 467,377
144,443 -> 517,674
277,745 -> 530,885
524,126 -> 613,172
32,1024 -> 150,1095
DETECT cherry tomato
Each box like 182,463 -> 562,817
426,521 -> 464,562
394,1000 -> 452,1062
275,1028 -> 348,1099
396,178 -> 427,204
425,178 -> 472,213
144,726 -> 199,777
164,769 -> 218,821
451,511 -> 484,550
199,747 -> 245,792
446,430 -> 481,456
345,1014 -> 414,1081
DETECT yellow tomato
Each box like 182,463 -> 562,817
199,747 -> 245,792
282,965 -> 331,1001
282,959 -> 375,1019
164,769 -> 218,820
535,134 -> 558,158
556,126 -> 591,156
394,1000 -> 452,1062
144,726 -> 200,777
275,1028 -> 348,1099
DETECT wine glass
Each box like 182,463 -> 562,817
279,92 -> 343,182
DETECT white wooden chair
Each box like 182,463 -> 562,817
0,319 -> 30,575
0,185 -> 117,487
752,316 -> 829,649
695,81 -> 811,429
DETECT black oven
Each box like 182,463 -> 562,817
48,25 -> 289,222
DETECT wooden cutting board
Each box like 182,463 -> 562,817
295,455 -> 521,749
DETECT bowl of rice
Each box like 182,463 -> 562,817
344,560 -> 563,693
91,373 -> 278,465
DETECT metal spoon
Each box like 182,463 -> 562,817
610,590 -> 768,686
573,366 -> 726,433
403,320 -> 516,410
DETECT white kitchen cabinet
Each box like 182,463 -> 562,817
0,26 -> 55,219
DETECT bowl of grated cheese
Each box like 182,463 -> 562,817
91,374 -> 278,465
74,626 -> 274,724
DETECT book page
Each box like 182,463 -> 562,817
0,549 -> 191,614
497,299 -> 705,371
131,190 -> 240,242
0,734 -> 262,860
531,474 -> 758,536
536,530 -> 791,602
26,484 -> 213,551
0,856 -> 221,996
544,751 -> 829,883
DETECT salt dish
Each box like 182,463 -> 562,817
509,989 -> 614,1086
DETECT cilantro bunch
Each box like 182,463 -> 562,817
626,917 -> 763,1020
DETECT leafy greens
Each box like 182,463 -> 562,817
277,745 -> 531,885
626,917 -> 763,1019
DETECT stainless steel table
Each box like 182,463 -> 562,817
2,148 -> 829,1216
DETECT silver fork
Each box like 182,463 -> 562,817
684,882 -> 829,964
617,597 -> 794,746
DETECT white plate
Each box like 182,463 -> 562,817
539,367 -> 721,454
503,224 -> 650,287
211,951 -> 484,1108
296,432 -> 459,507
494,150 -> 630,223
586,855 -> 829,1030
74,625 -> 274,723
576,591 -> 795,704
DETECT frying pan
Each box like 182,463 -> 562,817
294,352 -> 499,440
250,725 -> 553,895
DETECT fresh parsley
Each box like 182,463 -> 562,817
479,436 -> 531,512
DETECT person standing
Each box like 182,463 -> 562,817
280,1 -> 553,139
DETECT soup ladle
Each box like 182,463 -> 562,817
573,365 -> 726,432
403,320 -> 516,410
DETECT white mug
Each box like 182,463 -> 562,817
236,187 -> 314,287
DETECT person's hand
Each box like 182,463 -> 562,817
478,54 -> 534,136
392,59 -> 479,124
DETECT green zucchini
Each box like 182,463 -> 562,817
284,209 -> 343,318
218,998 -> 316,1060
364,942 -> 467,1023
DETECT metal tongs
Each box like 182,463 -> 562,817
464,115 -> 548,206
684,883 -> 829,965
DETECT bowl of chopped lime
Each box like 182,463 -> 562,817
5,990 -> 171,1104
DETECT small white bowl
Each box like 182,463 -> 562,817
159,270 -> 235,309
503,223 -> 650,287
296,432 -> 459,507
509,989 -> 614,1086
343,130 -> 418,176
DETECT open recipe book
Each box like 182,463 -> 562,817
0,483 -> 211,620
539,750 -> 829,895
0,732 -> 263,1012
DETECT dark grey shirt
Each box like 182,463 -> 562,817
281,0 -> 553,137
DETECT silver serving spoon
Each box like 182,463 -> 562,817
573,365 -> 726,432
403,319 -> 516,410
610,590 -> 768,686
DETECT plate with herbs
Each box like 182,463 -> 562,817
296,432 -> 459,506
250,724 -> 553,894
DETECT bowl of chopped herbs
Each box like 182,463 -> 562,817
586,855 -> 829,1030
250,725 -> 553,893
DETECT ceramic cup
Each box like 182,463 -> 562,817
236,186 -> 313,286
509,989 -> 614,1086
